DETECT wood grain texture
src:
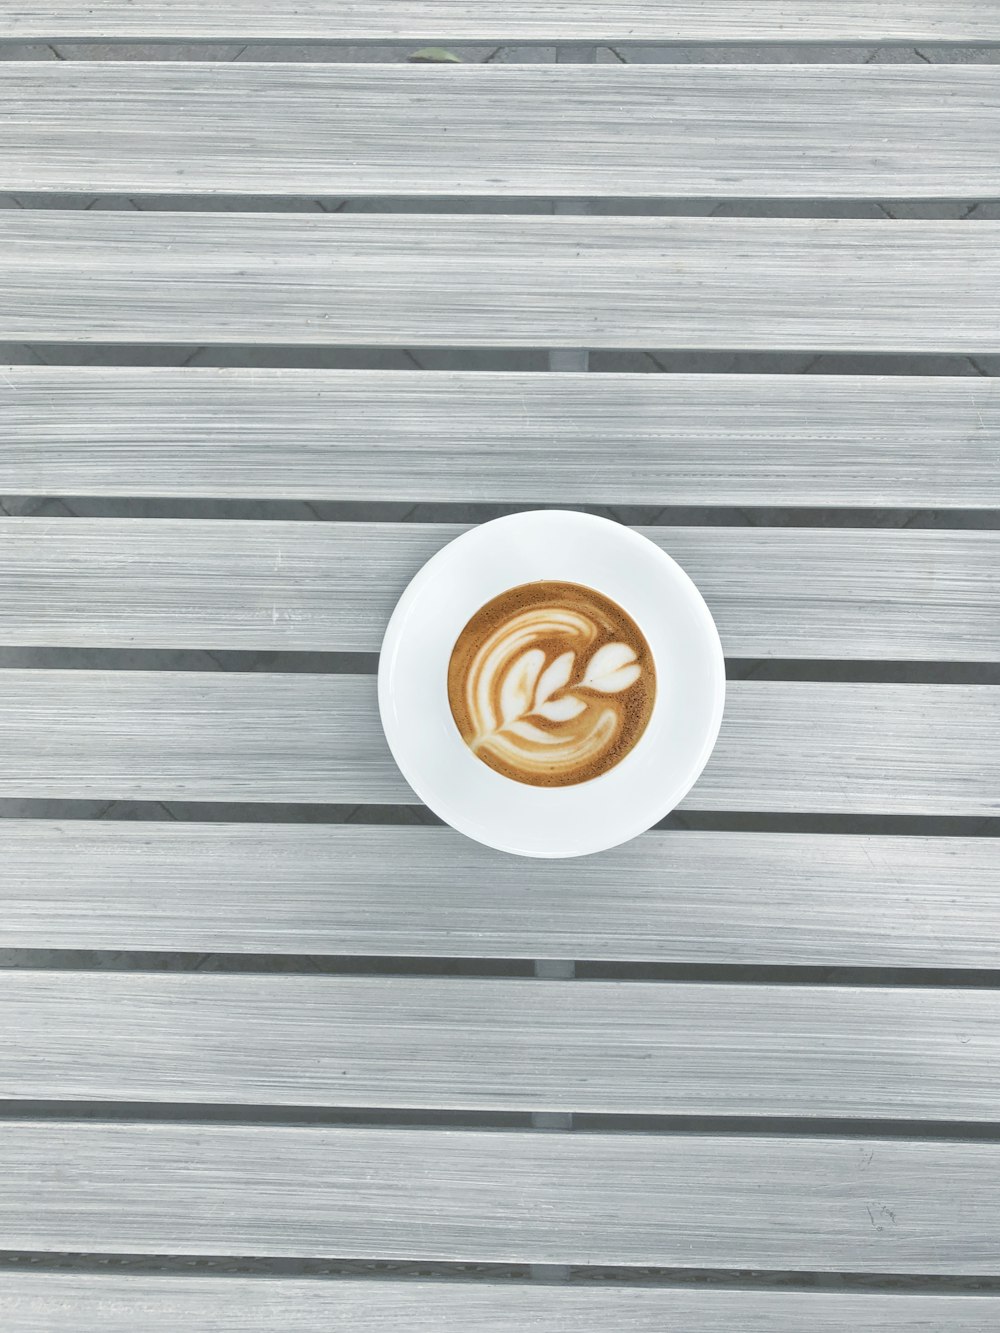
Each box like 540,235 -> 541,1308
0,673 -> 995,814
3,1122 -> 1000,1269
4,367 -> 997,508
3,213 -> 999,351
3,823 -> 998,966
3,1275 -> 999,1333
4,970 -> 1000,1118
3,1 -> 998,43
3,519 -> 997,660
5,64 -> 1000,199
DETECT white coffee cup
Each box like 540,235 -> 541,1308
378,511 -> 725,858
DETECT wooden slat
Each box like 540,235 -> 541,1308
3,1 -> 998,43
3,213 -> 999,351
2,519 -> 996,660
0,672 -> 995,814
4,971 -> 999,1118
3,1275 -> 999,1333
4,368 -> 997,508
2,1122 -> 1000,1269
5,64 -> 999,199
3,824 -> 999,966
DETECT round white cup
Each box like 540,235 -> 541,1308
378,511 -> 725,858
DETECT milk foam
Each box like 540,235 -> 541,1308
448,582 -> 655,788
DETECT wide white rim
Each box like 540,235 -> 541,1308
378,512 -> 726,858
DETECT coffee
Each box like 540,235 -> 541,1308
448,581 -> 656,788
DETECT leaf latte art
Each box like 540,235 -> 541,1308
448,581 -> 656,788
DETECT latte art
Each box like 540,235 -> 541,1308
448,581 -> 656,787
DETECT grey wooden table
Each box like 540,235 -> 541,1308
1,4 -> 999,1330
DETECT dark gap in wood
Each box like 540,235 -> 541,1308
724,661 -> 1000,684
574,963 -> 1000,987
0,649 -> 380,673
2,498 -> 997,526
3,1252 -> 1000,1292
0,952 -> 532,977
664,811 -> 1000,836
3,41 -> 1000,56
0,1252 -> 537,1279
1,345 -> 997,377
573,1116 -> 1000,1140
0,1102 -> 535,1128
0,800 -> 997,836
3,1103 -> 1000,1142
4,952 -> 1000,988
3,194 -> 999,215
0,799 -> 445,822
0,652 -> 997,682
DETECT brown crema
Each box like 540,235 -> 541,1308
448,580 -> 656,788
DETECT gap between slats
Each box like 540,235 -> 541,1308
1,803 -> 997,836
3,1266 -> 1000,1323
9,1105 -> 1000,1144
0,654 -> 998,685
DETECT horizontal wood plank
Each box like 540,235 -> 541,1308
2,1276 -> 999,1333
4,971 -> 999,1118
2,823 -> 998,966
5,64 -> 999,199
3,1 -> 998,43
2,1122 -> 999,1269
3,213 -> 999,351
2,519 -> 996,660
0,673 -> 995,814
2,368 -> 998,508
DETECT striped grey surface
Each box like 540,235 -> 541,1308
3,213 -> 1000,350
3,824 -> 999,966
0,673 -> 997,813
2,519 -> 997,658
2,5 -> 999,1323
4,367 -> 997,507
3,1122 -> 1000,1270
2,1275 -> 1000,1333
5,64 -> 1000,198
4,970 -> 1000,1118
4,1 -> 999,43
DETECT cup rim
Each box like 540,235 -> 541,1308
378,511 -> 726,858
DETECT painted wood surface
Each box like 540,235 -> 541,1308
1,519 -> 996,659
3,213 -> 999,351
3,368 -> 998,508
2,823 -> 997,966
5,64 -> 1000,199
2,1122 -> 1000,1270
0,672 -> 995,814
2,1273 -> 999,1333
3,970 -> 1000,1118
3,1 -> 998,43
